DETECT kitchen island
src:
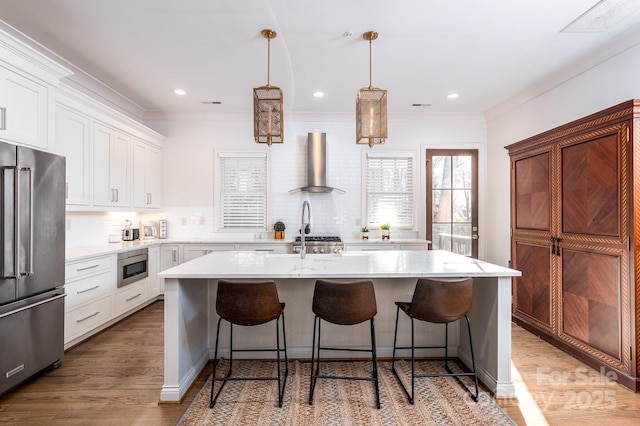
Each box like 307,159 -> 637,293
158,250 -> 520,402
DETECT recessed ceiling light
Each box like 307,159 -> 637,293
174,89 -> 186,96
313,91 -> 324,98
447,93 -> 460,99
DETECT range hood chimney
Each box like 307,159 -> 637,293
290,132 -> 344,193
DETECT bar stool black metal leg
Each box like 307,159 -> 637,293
410,316 -> 415,404
391,305 -> 400,371
465,315 -> 479,401
308,315 -> 320,404
210,318 -> 233,408
370,318 -> 381,409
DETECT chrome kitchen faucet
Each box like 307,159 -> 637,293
300,200 -> 311,258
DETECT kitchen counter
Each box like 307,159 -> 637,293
65,238 -> 430,261
159,250 -> 520,402
65,238 -> 294,262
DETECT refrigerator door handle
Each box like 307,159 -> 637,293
0,293 -> 66,320
22,167 -> 35,276
2,166 -> 17,278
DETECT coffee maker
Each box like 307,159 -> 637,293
122,220 -> 134,241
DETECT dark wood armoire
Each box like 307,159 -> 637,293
506,100 -> 640,391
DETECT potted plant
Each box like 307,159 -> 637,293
380,222 -> 391,240
274,221 -> 286,240
361,226 -> 369,240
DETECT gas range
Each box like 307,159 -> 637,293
292,236 -> 344,254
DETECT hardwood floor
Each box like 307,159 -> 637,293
0,301 -> 208,425
498,326 -> 640,425
1,300 -> 639,425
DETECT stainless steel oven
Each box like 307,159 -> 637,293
117,248 -> 148,288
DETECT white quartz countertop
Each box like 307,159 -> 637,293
158,250 -> 520,279
65,238 -> 430,262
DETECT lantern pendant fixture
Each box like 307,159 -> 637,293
253,29 -> 284,146
356,31 -> 387,148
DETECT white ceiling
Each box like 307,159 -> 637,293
2,0 -> 640,118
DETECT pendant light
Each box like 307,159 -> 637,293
356,31 -> 387,148
253,29 -> 284,146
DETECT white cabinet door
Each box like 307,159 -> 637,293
148,245 -> 161,296
343,243 -> 391,251
0,66 -> 49,150
111,130 -> 130,207
93,122 -> 130,207
160,244 -> 182,271
182,244 -> 235,263
56,106 -> 90,206
397,243 -> 429,250
132,138 -> 161,209
237,244 -> 290,254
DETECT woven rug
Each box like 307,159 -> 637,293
179,359 -> 515,425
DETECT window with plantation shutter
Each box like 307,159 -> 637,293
219,153 -> 267,230
365,153 -> 415,229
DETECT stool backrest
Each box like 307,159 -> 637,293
216,280 -> 282,326
312,280 -> 377,325
407,278 -> 473,323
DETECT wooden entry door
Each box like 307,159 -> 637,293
426,150 -> 478,258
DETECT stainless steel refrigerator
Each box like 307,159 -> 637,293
0,141 -> 65,396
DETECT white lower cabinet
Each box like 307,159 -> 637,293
148,245 -> 161,296
161,244 -> 182,271
114,278 -> 149,315
64,295 -> 112,344
64,250 -> 159,349
344,242 -> 429,251
64,254 -> 115,347
182,244 -> 235,263
65,270 -> 111,309
237,244 -> 289,253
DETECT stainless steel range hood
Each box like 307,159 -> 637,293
290,132 -> 344,194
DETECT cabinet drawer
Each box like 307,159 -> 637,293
114,279 -> 149,315
65,271 -> 111,309
66,256 -> 112,281
237,244 -> 289,253
64,295 -> 112,341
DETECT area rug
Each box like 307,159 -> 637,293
178,360 -> 515,425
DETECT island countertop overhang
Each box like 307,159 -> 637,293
158,249 -> 521,280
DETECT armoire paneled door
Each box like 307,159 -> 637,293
506,100 -> 639,391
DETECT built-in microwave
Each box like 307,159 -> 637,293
117,248 -> 148,288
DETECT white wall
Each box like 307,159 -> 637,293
485,40 -> 640,266
148,112 -> 487,245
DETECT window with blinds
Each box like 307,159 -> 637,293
365,153 -> 415,229
219,153 -> 267,230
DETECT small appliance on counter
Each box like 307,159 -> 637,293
159,219 -> 167,239
132,228 -> 140,240
141,221 -> 158,239
122,220 -> 134,241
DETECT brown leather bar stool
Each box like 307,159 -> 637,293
391,277 -> 479,403
210,280 -> 288,408
309,279 -> 380,409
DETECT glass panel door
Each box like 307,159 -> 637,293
427,150 -> 478,258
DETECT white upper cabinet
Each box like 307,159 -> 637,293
132,138 -> 161,209
93,122 -> 131,208
0,67 -> 49,149
0,30 -> 72,151
56,86 -> 165,211
56,106 -> 91,206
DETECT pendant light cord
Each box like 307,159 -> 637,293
369,38 -> 373,88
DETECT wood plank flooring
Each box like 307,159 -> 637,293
1,300 -> 639,425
